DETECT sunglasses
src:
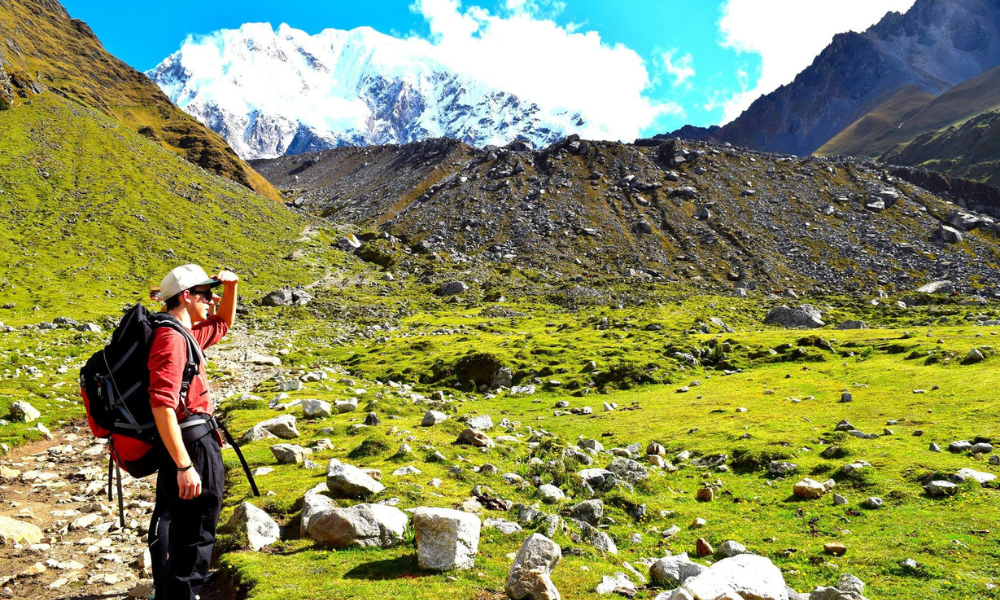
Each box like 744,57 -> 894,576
188,288 -> 214,303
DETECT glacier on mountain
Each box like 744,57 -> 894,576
147,23 -> 588,159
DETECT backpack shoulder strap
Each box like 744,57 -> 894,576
149,314 -> 202,415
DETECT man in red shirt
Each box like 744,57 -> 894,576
147,264 -> 238,600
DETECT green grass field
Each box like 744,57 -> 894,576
192,278 -> 1000,600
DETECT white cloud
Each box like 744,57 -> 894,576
717,0 -> 918,124
410,0 -> 678,140
662,49 -> 695,87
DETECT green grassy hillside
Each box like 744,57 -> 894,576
0,92 -> 335,325
0,0 -> 281,200
818,66 -> 1000,191
817,85 -> 936,157
200,277 -> 1000,600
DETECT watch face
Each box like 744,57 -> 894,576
150,287 -> 163,302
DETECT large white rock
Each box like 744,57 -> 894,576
335,398 -> 358,413
300,483 -> 335,538
10,401 -> 41,423
308,503 -> 408,549
466,415 -> 493,431
505,533 -> 562,600
956,468 -> 996,484
0,515 -> 43,545
649,552 -> 708,587
224,502 -> 280,551
537,484 -> 565,503
252,414 -> 300,439
681,554 -> 788,600
793,478 -> 829,500
413,507 -> 481,571
422,410 -> 448,426
326,463 -> 384,498
302,399 -> 332,419
270,443 -> 311,464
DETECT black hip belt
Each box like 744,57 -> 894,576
176,414 -> 260,498
178,414 -> 218,446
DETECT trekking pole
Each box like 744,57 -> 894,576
217,421 -> 260,497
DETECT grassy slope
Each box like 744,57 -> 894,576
816,86 -> 936,157
819,66 -> 1000,191
880,111 -> 1000,189
0,0 -> 280,200
0,90 -> 349,449
0,92 -> 329,325
194,271 -> 1000,600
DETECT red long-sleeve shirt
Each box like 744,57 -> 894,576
147,315 -> 229,417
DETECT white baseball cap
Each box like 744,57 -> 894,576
159,264 -> 220,300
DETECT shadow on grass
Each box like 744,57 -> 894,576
344,554 -> 433,580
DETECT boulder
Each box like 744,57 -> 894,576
537,484 -> 565,503
422,410 -> 448,426
715,540 -> 748,559
9,401 -> 40,423
261,289 -> 293,307
939,225 -> 963,244
577,468 -> 617,491
956,468 -> 996,484
437,281 -> 469,296
682,554 -> 788,600
649,552 -> 707,586
300,483 -> 335,538
764,306 -> 824,328
607,457 -> 649,484
768,461 -> 798,477
413,507 -> 481,571
270,443 -> 311,464
924,480 -> 958,496
334,398 -> 359,413
963,348 -> 985,365
596,573 -> 635,596
223,502 -> 280,551
568,500 -> 603,525
466,415 -> 494,431
456,428 -> 495,448
578,520 -> 617,555
491,367 -> 514,389
252,415 -> 300,439
835,320 -> 868,330
302,399 -> 332,419
0,515 -> 43,545
326,463 -> 385,498
505,533 -> 562,600
793,478 -> 832,499
916,280 -> 954,294
308,503 -> 408,549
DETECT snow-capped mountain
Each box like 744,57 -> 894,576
146,23 -> 586,159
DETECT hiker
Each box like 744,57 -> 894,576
147,264 -> 238,600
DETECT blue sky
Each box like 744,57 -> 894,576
61,0 -> 916,138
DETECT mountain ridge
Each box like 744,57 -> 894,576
252,137 -> 1000,294
669,0 -> 1000,158
0,0 -> 281,200
147,22 -> 586,160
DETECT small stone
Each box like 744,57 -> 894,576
696,487 -> 714,502
862,497 -> 883,509
695,537 -> 714,557
824,542 -> 847,556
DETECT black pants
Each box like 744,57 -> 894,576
149,434 -> 224,600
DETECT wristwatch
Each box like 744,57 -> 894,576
177,463 -> 194,472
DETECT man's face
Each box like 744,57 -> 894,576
186,286 -> 214,322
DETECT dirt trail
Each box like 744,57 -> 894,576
0,322 -> 290,599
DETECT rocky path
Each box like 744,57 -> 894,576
0,322 -> 290,599
0,423 -> 158,599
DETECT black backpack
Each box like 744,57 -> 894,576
81,304 -> 258,525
